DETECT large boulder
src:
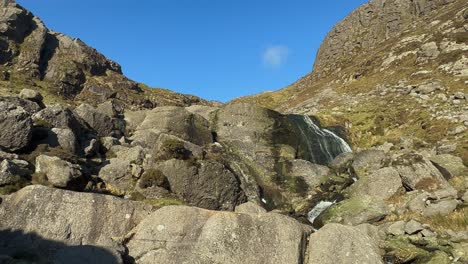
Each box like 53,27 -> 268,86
347,167 -> 404,200
35,155 -> 83,188
74,103 -> 119,137
317,196 -> 390,226
126,205 -> 311,264
156,159 -> 246,210
136,106 -> 213,146
32,105 -> 90,138
429,154 -> 467,178
98,158 -> 134,195
306,223 -> 383,264
351,150 -> 387,178
0,99 -> 33,151
392,153 -> 450,191
0,185 -> 155,263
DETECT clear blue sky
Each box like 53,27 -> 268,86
17,0 -> 367,102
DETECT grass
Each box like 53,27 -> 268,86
385,207 -> 468,233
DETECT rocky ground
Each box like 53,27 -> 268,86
0,0 -> 467,263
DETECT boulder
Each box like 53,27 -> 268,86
98,158 -> 133,195
184,105 -> 218,121
429,154 -> 467,178
136,106 -> 213,146
0,96 -> 42,114
0,160 -> 25,186
287,159 -> 330,189
19,88 -> 43,104
405,220 -> 424,234
329,152 -> 354,173
74,103 -> 116,137
0,185 -> 154,263
108,145 -> 145,165
387,221 -> 406,236
156,159 -> 246,210
306,223 -> 383,264
48,128 -> 77,153
348,167 -> 403,200
0,100 -> 33,151
235,201 -> 267,214
423,200 -> 458,217
126,205 -> 311,264
32,105 -> 89,138
351,150 -> 387,177
317,196 -> 389,226
35,155 -> 82,188
392,153 -> 449,191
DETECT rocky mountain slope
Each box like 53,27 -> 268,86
1,0 -> 468,263
238,0 -> 468,164
0,0 -> 212,108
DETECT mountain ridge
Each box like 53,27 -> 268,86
0,0 -> 214,109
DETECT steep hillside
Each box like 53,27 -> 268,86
238,0 -> 468,163
0,1 -> 212,108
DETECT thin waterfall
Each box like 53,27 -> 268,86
307,200 -> 336,227
288,114 -> 352,165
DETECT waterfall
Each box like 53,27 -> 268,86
307,200 -> 335,227
288,114 -> 352,165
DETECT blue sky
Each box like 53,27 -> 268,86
17,0 -> 368,102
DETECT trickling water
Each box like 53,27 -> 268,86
307,200 -> 335,226
288,114 -> 352,165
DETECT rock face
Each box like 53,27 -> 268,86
0,185 -> 155,263
126,205 -> 311,264
156,159 -> 246,210
0,2 -> 211,108
306,223 -> 383,264
0,99 -> 33,151
311,0 -> 457,80
35,155 -> 82,188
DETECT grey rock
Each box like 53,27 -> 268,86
84,138 -> 99,157
0,160 -> 24,186
414,81 -> 443,94
430,154 -> 467,178
156,159 -> 246,211
235,202 -> 267,214
405,220 -> 424,234
100,137 -> 120,151
0,185 -> 154,262
318,195 -> 389,226
329,152 -> 354,173
19,88 -> 43,104
74,103 -> 115,137
306,223 -> 383,264
109,145 -> 145,165
423,200 -> 458,216
98,158 -> 133,195
32,105 -> 89,138
185,105 -> 219,121
96,100 -> 123,118
387,221 -> 406,236
136,106 -> 212,146
126,205 -> 311,264
35,155 -> 82,188
0,100 -> 33,151
348,167 -> 403,200
351,150 -> 387,177
392,153 -> 449,191
287,159 -> 330,189
50,128 -> 77,153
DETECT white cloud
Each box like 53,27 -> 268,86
262,45 -> 289,68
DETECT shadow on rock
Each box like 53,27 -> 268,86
0,229 -> 122,264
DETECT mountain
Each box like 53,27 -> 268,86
237,0 -> 468,164
1,1 -> 467,263
0,1 -> 213,108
